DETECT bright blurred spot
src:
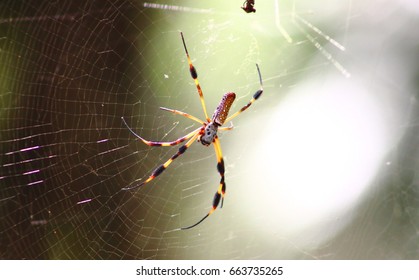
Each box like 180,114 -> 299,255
238,76 -> 391,246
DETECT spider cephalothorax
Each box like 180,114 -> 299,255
122,32 -> 263,229
199,122 -> 218,146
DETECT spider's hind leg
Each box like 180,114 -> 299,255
213,136 -> 226,207
180,136 -> 226,230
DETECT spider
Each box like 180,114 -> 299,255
241,0 -> 256,13
122,32 -> 263,230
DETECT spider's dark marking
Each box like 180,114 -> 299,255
150,143 -> 161,147
189,66 -> 198,79
212,192 -> 222,208
217,160 -> 225,175
181,213 -> 210,230
152,164 -> 166,178
171,143 -> 189,161
180,32 -> 189,54
239,103 -> 251,113
254,89 -> 263,100
178,144 -> 187,154
180,189 -> 222,230
158,137 -> 185,146
220,179 -> 226,208
220,176 -> 225,186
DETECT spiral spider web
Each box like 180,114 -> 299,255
0,0 -> 418,259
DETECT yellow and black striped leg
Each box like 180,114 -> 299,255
224,64 -> 264,123
180,183 -> 222,230
213,136 -> 226,208
180,32 -> 210,122
159,107 -> 205,125
181,136 -> 226,230
122,131 -> 201,191
122,117 -> 200,147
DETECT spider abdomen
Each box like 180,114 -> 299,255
212,92 -> 236,126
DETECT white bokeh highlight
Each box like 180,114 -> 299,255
233,75 -> 392,247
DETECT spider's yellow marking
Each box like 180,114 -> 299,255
192,70 -> 210,122
213,137 -> 224,163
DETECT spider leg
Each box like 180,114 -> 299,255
213,136 -> 226,208
224,64 -> 264,123
122,117 -> 201,147
181,136 -> 226,230
122,130 -> 201,191
180,32 -> 211,122
218,121 -> 234,131
159,107 -> 205,124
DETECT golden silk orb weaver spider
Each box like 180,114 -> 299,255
121,32 -> 264,230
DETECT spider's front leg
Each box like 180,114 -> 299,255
180,32 -> 210,122
122,117 -> 200,147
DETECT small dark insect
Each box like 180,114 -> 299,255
122,32 -> 264,229
241,0 -> 256,13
